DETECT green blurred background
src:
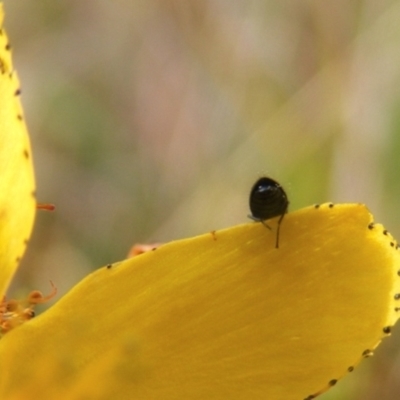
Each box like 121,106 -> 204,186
4,0 -> 400,399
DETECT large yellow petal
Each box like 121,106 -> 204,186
0,203 -> 399,399
0,4 -> 36,297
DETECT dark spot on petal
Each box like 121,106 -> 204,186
106,264 -> 112,269
23,239 -> 29,245
17,114 -> 23,121
328,203 -> 334,208
395,293 -> 400,300
329,379 -> 338,386
383,326 -> 392,334
348,366 -> 354,372
395,307 -> 400,312
368,222 -> 374,230
23,149 -> 29,159
15,256 -> 21,263
304,396 -> 316,400
391,242 -> 395,247
314,204 -> 320,209
383,230 -> 388,235
14,88 -> 21,96
397,270 -> 400,277
362,349 -> 373,357
5,43 -> 11,51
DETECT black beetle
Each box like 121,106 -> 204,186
248,177 -> 289,248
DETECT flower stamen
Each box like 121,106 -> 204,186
127,243 -> 162,257
36,203 -> 55,211
0,281 -> 57,335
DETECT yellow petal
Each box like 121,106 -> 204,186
0,204 -> 399,400
0,4 -> 36,296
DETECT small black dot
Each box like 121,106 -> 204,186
17,114 -> 23,121
14,88 -> 21,96
395,294 -> 400,300
328,203 -> 334,208
383,326 -> 392,334
383,230 -> 388,236
397,270 -> 400,277
106,264 -> 112,269
23,149 -> 29,159
368,222 -> 374,230
391,242 -> 395,247
395,307 -> 400,312
314,204 -> 320,209
348,366 -> 354,372
329,379 -> 338,386
5,43 -> 11,50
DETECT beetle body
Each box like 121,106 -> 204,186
249,177 -> 289,248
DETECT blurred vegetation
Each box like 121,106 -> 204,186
3,0 -> 400,399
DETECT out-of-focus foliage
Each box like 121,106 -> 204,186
4,1 -> 400,399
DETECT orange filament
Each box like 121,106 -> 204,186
127,243 -> 162,258
36,203 -> 55,211
0,281 -> 57,335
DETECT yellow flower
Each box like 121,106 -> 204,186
0,4 -> 400,399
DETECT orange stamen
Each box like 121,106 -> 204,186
0,281 -> 57,335
36,203 -> 55,211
